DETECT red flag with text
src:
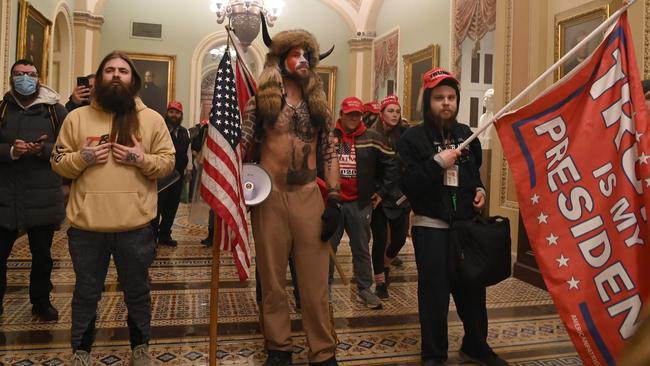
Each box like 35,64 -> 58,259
495,14 -> 650,365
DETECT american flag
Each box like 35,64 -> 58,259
200,53 -> 251,281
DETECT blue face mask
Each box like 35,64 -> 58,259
13,74 -> 38,96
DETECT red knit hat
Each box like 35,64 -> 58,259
380,94 -> 400,111
167,100 -> 183,112
364,101 -> 381,114
340,96 -> 364,114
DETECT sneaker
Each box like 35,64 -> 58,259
459,350 -> 509,366
391,256 -> 404,267
130,344 -> 153,366
375,283 -> 389,299
262,349 -> 292,366
71,350 -> 91,366
356,288 -> 382,309
32,302 -> 59,321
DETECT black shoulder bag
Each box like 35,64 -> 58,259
448,215 -> 512,287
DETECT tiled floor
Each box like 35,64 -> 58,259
0,204 -> 580,365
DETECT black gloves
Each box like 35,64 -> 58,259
320,198 -> 342,242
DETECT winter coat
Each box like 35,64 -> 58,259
0,86 -> 67,230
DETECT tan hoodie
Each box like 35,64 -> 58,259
51,98 -> 175,232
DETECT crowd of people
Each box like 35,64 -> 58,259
0,24 -> 513,366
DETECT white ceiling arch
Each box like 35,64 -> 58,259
89,0 -> 383,36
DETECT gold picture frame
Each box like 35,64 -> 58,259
402,44 -> 439,123
316,66 -> 337,112
124,52 -> 176,116
16,0 -> 51,82
555,4 -> 610,80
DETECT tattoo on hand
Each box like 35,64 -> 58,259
81,149 -> 96,164
126,152 -> 139,163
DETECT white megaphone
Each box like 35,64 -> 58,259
241,163 -> 272,206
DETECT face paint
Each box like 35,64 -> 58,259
284,47 -> 310,76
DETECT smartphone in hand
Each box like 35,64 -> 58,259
77,76 -> 90,88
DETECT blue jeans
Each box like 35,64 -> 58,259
68,226 -> 156,352
412,226 -> 492,362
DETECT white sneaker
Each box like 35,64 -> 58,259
356,288 -> 382,309
130,344 -> 153,366
71,350 -> 91,366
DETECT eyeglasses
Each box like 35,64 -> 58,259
12,71 -> 38,78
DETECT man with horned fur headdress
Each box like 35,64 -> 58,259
239,17 -> 340,366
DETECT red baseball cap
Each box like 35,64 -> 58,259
340,96 -> 364,114
167,100 -> 183,112
380,95 -> 400,111
364,101 -> 381,114
422,67 -> 459,91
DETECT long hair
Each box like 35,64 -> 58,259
94,51 -> 143,146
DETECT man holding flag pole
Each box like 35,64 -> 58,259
451,1 -> 649,364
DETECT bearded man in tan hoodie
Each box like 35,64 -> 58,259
51,51 -> 175,366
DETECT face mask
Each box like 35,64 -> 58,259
13,74 -> 38,96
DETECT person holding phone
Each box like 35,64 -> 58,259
65,73 -> 95,112
0,59 -> 67,321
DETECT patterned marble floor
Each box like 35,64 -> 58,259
0,204 -> 580,365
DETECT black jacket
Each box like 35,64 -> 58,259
169,125 -> 190,177
371,121 -> 410,218
0,89 -> 67,230
334,124 -> 399,208
397,120 -> 483,223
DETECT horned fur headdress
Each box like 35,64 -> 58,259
256,14 -> 334,129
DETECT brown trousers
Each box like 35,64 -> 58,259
252,182 -> 337,362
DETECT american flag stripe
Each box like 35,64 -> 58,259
200,51 -> 251,280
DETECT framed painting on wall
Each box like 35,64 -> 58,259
402,44 -> 439,123
555,4 -> 609,80
125,52 -> 176,116
373,29 -> 399,101
16,0 -> 51,83
316,66 -> 337,112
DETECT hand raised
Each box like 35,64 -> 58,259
71,85 -> 91,105
112,135 -> 144,166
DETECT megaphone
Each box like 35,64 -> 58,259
241,163 -> 272,206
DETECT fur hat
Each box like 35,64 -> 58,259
257,16 -> 334,129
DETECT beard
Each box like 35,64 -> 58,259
165,115 -> 183,128
94,79 -> 136,114
429,109 -> 458,132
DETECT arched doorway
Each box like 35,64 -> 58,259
51,6 -> 73,98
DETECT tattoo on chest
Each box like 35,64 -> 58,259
287,144 -> 316,185
291,106 -> 315,143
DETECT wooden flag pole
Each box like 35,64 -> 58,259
208,220 -> 221,366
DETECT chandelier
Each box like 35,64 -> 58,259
209,0 -> 285,50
